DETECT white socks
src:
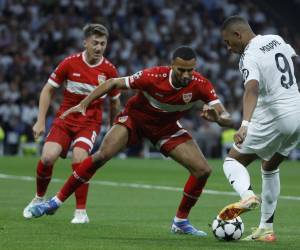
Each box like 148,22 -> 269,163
174,216 -> 187,222
223,157 -> 280,231
53,196 -> 63,206
259,168 -> 280,230
223,157 -> 255,199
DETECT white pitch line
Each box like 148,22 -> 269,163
1,173 -> 300,201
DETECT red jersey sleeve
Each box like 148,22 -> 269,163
107,65 -> 121,99
200,79 -> 219,105
125,68 -> 155,91
47,58 -> 69,88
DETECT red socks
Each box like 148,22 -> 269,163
36,160 -> 53,197
72,163 -> 89,209
57,156 -> 96,202
176,175 -> 207,219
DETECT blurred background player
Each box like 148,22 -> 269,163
29,46 -> 233,236
218,16 -> 300,241
23,24 -> 121,224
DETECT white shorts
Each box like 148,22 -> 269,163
233,115 -> 300,161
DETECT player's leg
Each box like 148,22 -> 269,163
260,153 -> 284,230
224,148 -> 257,199
243,153 -> 284,242
218,148 -> 260,220
245,116 -> 300,241
167,139 -> 211,236
38,142 -> 63,195
29,125 -> 129,217
71,147 -> 90,224
23,141 -> 62,218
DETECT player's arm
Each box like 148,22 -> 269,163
242,79 -> 259,122
109,98 -> 121,126
61,78 -> 127,118
210,103 -> 233,127
33,83 -> 56,139
234,79 -> 259,147
200,102 -> 233,127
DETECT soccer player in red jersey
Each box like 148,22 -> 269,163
23,24 -> 121,224
30,46 -> 232,236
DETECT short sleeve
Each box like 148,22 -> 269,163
47,59 -> 69,88
276,35 -> 297,57
240,55 -> 260,86
286,44 -> 297,57
202,79 -> 220,105
125,69 -> 153,90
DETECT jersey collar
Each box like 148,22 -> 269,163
82,51 -> 104,67
244,35 -> 260,52
168,69 -> 182,90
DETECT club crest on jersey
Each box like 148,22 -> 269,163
118,116 -> 128,123
182,93 -> 192,103
98,74 -> 107,84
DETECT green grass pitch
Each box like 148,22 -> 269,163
0,157 -> 299,250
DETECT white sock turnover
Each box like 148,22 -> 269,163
223,157 -> 255,199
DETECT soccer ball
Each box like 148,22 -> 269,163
211,216 -> 244,241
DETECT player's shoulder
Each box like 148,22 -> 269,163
142,66 -> 170,79
56,53 -> 81,68
102,57 -> 117,71
63,52 -> 82,62
246,34 -> 284,54
192,71 -> 209,85
257,34 -> 284,47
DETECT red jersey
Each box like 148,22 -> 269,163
47,51 -> 120,127
123,66 -> 219,124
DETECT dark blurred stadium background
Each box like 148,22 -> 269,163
0,0 -> 300,158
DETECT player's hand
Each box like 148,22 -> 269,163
234,126 -> 248,148
60,102 -> 87,119
32,121 -> 45,140
200,105 -> 219,122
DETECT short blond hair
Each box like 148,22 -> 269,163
83,23 -> 109,38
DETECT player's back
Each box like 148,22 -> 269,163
241,34 -> 300,123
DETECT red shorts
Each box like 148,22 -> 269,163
45,118 -> 99,158
115,109 -> 192,156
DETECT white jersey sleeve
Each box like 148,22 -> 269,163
287,44 -> 297,57
240,55 -> 260,86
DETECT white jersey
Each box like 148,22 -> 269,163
239,34 -> 300,124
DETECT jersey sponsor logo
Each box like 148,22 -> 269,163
242,68 -> 249,82
98,74 -> 107,84
73,73 -> 81,77
182,93 -> 192,103
118,116 -> 128,123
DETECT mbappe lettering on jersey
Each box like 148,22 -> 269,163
260,40 -> 281,53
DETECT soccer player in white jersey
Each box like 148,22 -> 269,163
218,15 -> 300,242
